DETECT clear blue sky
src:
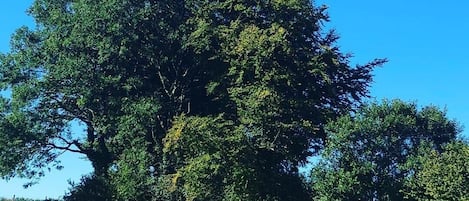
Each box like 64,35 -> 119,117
1,0 -> 469,199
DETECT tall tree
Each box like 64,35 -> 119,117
311,100 -> 460,201
0,0 -> 384,200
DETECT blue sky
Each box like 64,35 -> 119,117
319,0 -> 469,136
1,0 -> 469,199
0,1 -> 92,199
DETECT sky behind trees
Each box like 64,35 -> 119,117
1,0 -> 469,199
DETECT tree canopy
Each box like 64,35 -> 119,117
0,0 -> 384,200
311,100 -> 461,201
402,141 -> 469,201
2,1 -> 468,201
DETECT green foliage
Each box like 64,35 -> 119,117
110,140 -> 155,201
402,141 -> 469,201
63,174 -> 115,201
162,114 -> 313,200
311,100 -> 460,201
0,0 -> 382,200
161,115 -> 244,200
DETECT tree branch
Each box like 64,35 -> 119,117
46,142 -> 85,154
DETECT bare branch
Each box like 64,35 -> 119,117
54,135 -> 86,152
157,69 -> 171,98
46,142 -> 85,154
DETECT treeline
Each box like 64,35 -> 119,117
0,0 -> 467,200
0,198 -> 60,201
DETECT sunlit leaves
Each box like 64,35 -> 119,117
311,100 -> 460,200
403,141 -> 469,200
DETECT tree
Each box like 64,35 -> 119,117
402,141 -> 469,201
0,0 -> 384,200
311,100 -> 460,201
63,174 -> 115,201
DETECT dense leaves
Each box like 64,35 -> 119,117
63,174 -> 115,201
0,0 -> 384,200
402,141 -> 469,201
2,0 -> 469,200
311,100 -> 460,201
